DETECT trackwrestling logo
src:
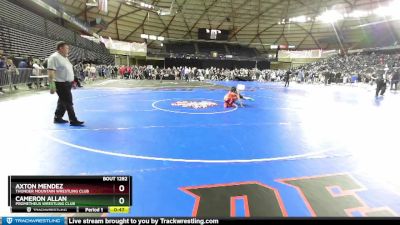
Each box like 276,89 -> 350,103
171,101 -> 218,109
2,217 -> 64,225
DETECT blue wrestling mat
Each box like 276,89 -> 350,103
1,81 -> 400,217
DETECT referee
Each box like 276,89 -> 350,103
284,69 -> 291,87
48,41 -> 84,126
374,68 -> 387,97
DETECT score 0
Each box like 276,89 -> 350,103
118,184 -> 125,205
114,194 -> 129,206
118,196 -> 125,205
115,184 -> 129,206
116,182 -> 129,193
118,184 -> 125,192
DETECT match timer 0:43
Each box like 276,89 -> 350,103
8,176 -> 132,213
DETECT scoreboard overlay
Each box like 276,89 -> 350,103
8,176 -> 132,213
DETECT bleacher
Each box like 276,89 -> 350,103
86,50 -> 97,62
197,42 -> 226,55
0,24 -> 103,63
69,45 -> 85,64
227,44 -> 257,58
166,42 -> 195,54
46,20 -> 75,44
0,0 -> 46,36
164,41 -> 259,59
76,35 -> 94,50
0,23 -> 11,53
5,25 -> 55,58
0,0 -> 113,65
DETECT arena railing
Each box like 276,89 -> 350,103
0,68 -> 49,92
0,69 -> 10,88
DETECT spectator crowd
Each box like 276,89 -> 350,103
1,51 -> 400,95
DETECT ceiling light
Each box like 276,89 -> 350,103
125,0 -> 170,16
373,1 -> 400,19
291,15 -> 307,23
317,10 -> 343,23
86,0 -> 98,6
158,9 -> 171,16
347,10 -> 369,18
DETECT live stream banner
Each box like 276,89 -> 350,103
68,218 -> 220,225
1,217 -> 400,225
65,218 -> 400,225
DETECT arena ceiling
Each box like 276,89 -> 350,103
57,0 -> 399,52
